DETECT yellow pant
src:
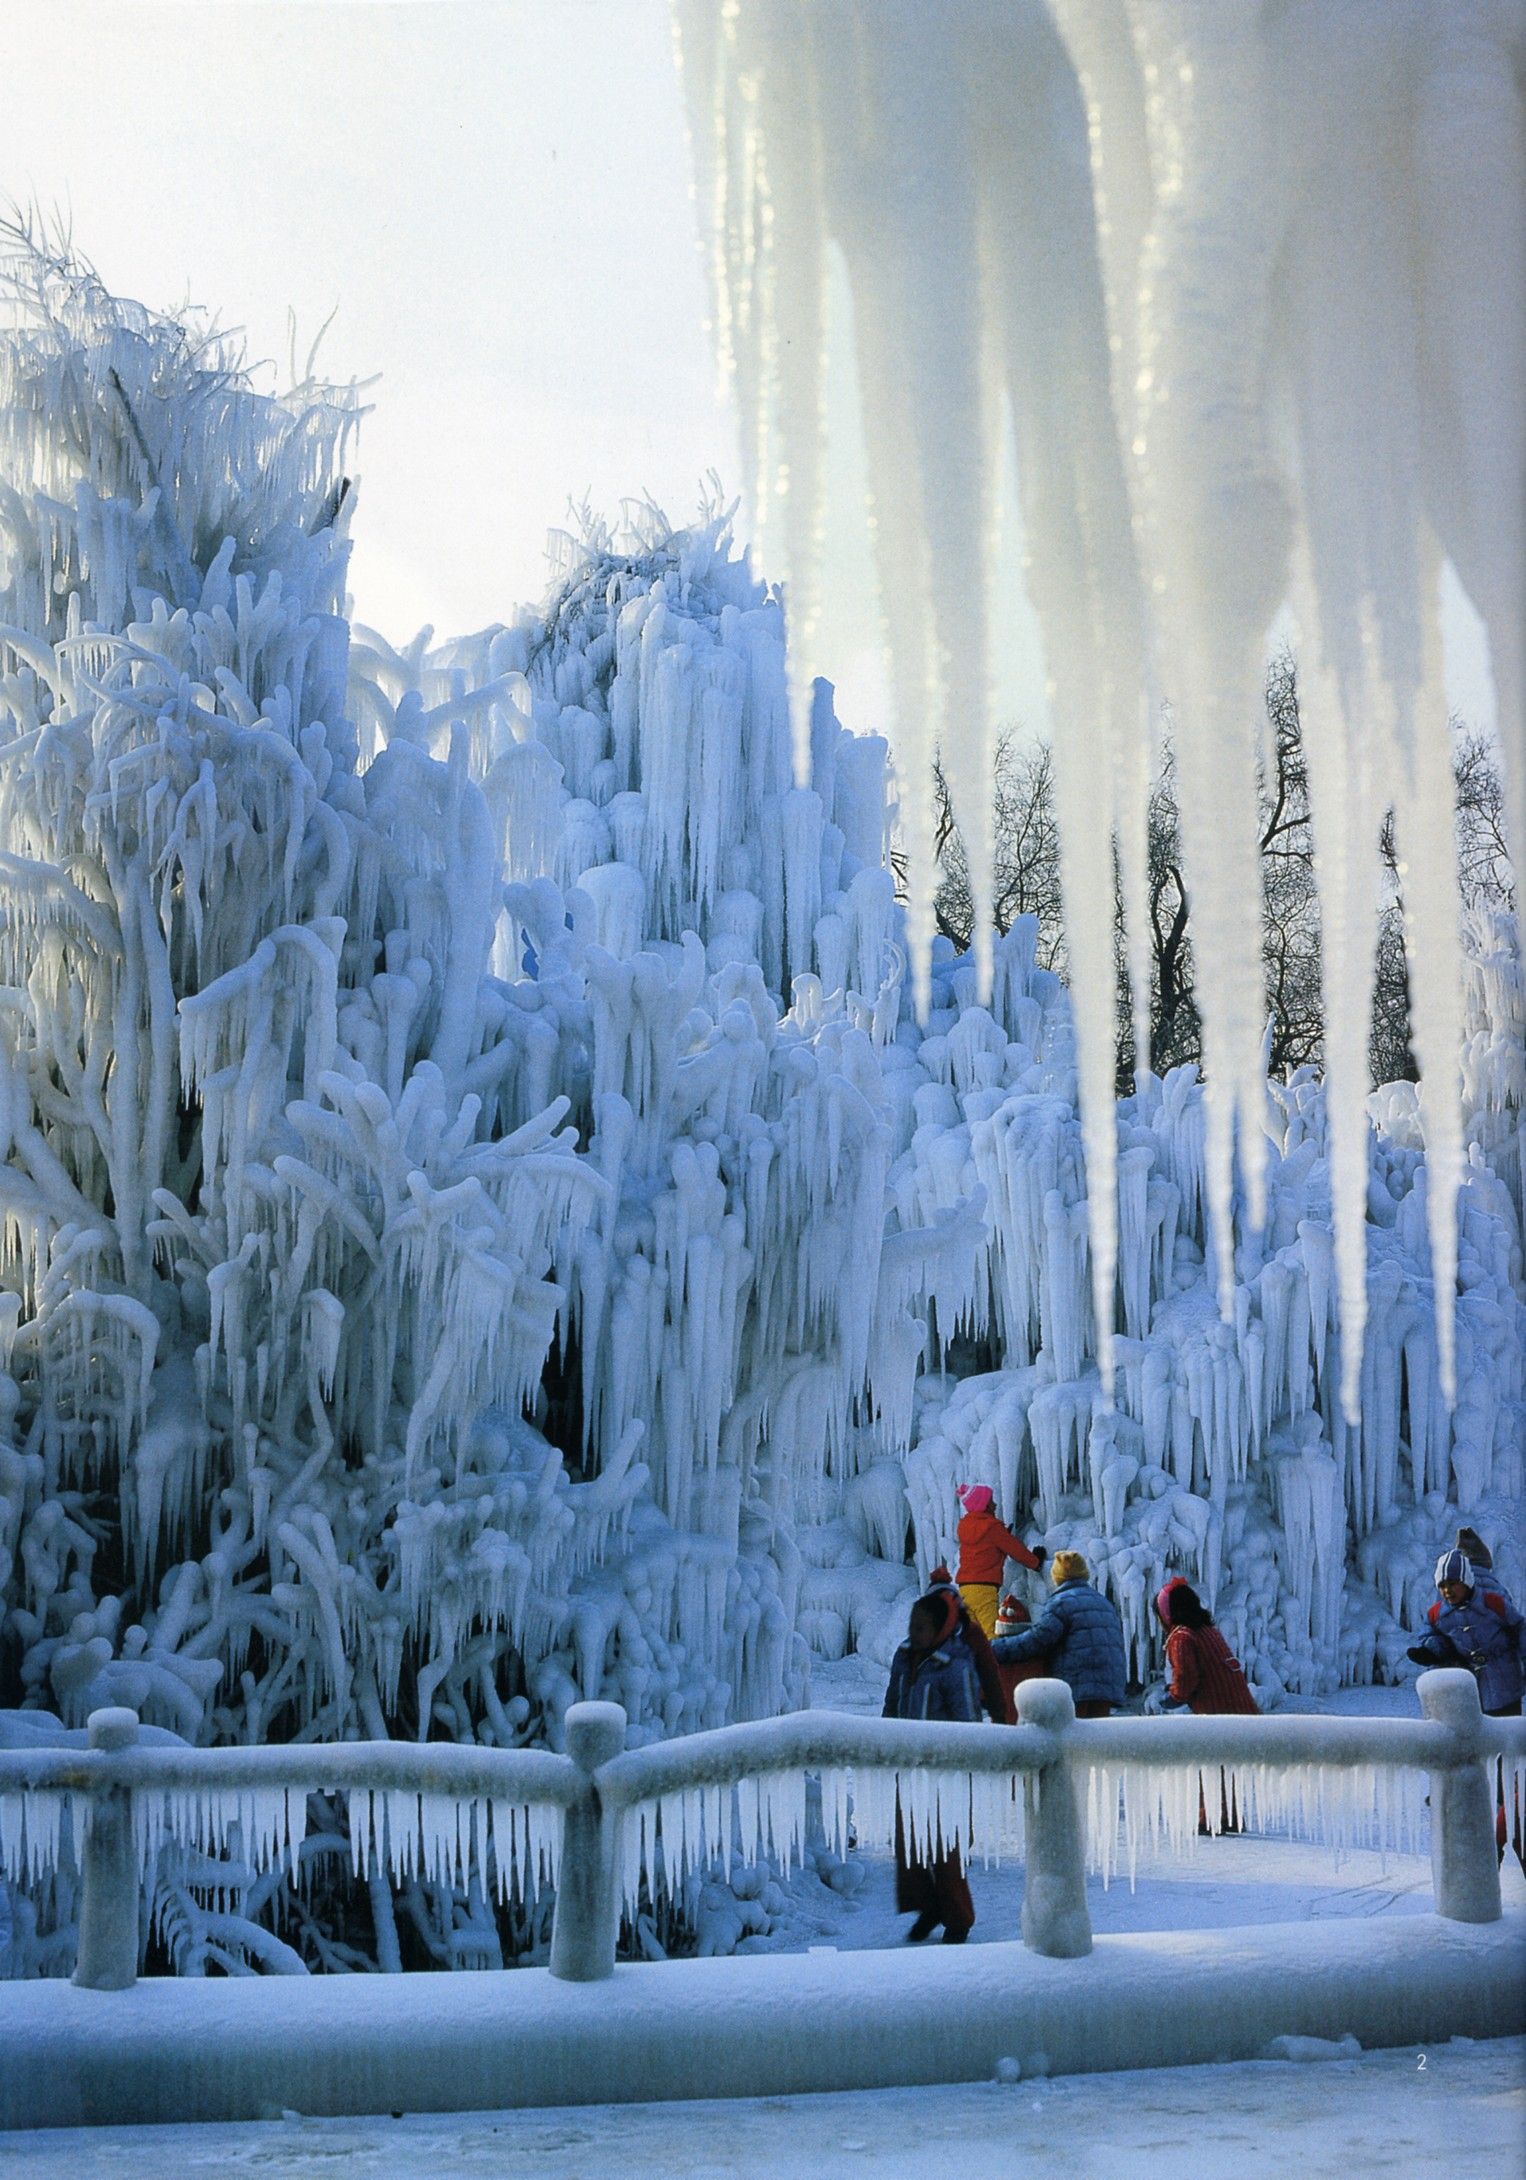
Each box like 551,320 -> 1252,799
959,1583 -> 999,1638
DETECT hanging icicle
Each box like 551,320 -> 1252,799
676,0 -> 1524,1413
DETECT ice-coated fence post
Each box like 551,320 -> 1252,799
1418,1669 -> 1502,1924
1014,1678 -> 1092,1957
549,1701 -> 627,1982
73,1707 -> 141,1991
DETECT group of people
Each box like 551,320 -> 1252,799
883,1486 -> 1521,1943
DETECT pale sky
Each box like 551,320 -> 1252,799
3,0 -> 740,641
1,0 -> 1494,740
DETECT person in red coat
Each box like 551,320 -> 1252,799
1155,1578 -> 1260,1716
1155,1577 -> 1258,1834
955,1484 -> 1044,1637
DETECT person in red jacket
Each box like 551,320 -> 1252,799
1155,1578 -> 1260,1716
1155,1576 -> 1258,1834
955,1484 -> 1044,1637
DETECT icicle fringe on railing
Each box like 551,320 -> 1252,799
135,1786 -> 308,1882
1082,1760 -> 1431,1888
0,1787 -> 74,1883
344,1788 -> 561,1900
2,1672 -> 1512,1986
620,1763 -> 1027,1911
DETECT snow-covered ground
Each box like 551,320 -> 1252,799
3,2038 -> 1519,2178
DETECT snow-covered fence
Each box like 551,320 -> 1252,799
1,1672 -> 1513,1989
1,1705 -> 580,1991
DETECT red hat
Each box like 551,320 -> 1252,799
1154,1576 -> 1188,1629
958,1484 -> 994,1515
929,1564 -> 954,1587
996,1594 -> 1029,1627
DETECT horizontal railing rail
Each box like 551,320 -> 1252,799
1062,1713 -> 1457,1768
0,1669 -> 1509,1990
1482,1714 -> 1526,1760
594,1714 -> 1057,1806
0,1739 -> 579,1803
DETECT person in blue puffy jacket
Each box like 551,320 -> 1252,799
1408,1548 -> 1525,1872
1408,1549 -> 1526,1714
991,1550 -> 1127,1716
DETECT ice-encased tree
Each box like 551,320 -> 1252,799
0,238 -> 608,1749
0,240 -> 965,1767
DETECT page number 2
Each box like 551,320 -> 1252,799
1416,2053 -> 1428,2072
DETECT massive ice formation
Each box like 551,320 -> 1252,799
0,244 -> 973,1767
675,0 -> 1526,1424
0,239 -> 1521,1974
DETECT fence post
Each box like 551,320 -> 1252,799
1418,1668 -> 1502,1924
549,1700 -> 627,1982
1014,1678 -> 1092,1958
73,1706 -> 141,1991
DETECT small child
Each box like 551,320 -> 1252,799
955,1484 -> 1043,1638
993,1592 -> 1045,1717
1154,1578 -> 1259,1716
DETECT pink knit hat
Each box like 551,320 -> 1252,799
958,1484 -> 993,1515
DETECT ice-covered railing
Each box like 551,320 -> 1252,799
594,1709 -> 1036,1912
1,1671 -> 1514,1988
0,1707 -> 578,1990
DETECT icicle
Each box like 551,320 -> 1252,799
1084,1759 -> 1431,1888
345,1788 -> 369,1880
676,2 -> 1520,1408
0,1788 -> 71,1881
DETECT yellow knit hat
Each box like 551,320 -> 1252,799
1050,1549 -> 1089,1585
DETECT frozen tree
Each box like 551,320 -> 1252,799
0,230 -> 611,1771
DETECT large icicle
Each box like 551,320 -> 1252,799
677,0 -> 1525,1409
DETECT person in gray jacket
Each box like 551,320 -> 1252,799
991,1550 -> 1127,1716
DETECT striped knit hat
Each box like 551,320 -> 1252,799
1434,1548 -> 1475,1591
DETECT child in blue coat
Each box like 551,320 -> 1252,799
1409,1548 -> 1525,1871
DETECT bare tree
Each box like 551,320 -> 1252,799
1452,725 -> 1517,913
923,735 -> 1066,970
922,653 -> 1515,1089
